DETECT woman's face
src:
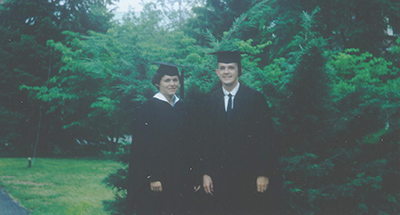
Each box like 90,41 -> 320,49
157,75 -> 180,98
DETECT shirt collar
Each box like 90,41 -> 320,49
222,82 -> 240,96
153,92 -> 180,106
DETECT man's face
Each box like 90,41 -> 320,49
215,62 -> 240,88
157,75 -> 180,97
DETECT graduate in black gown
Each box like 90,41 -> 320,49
128,62 -> 191,215
198,50 -> 283,215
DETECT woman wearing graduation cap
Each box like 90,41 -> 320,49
128,62 -> 191,215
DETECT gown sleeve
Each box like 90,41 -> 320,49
138,101 -> 164,182
198,95 -> 218,178
253,92 -> 279,177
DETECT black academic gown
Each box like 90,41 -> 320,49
128,97 -> 191,215
199,84 -> 281,215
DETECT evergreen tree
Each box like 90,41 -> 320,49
236,0 -> 400,64
185,0 -> 262,45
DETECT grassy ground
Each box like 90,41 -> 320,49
0,157 -> 122,215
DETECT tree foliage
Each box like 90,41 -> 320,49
0,0 -> 116,154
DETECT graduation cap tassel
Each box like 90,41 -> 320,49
180,69 -> 185,99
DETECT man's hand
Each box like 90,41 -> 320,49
203,174 -> 214,195
257,176 -> 269,193
150,181 -> 162,192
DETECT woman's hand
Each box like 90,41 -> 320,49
256,176 -> 269,193
150,181 -> 162,192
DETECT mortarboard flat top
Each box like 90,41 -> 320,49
152,61 -> 187,76
209,50 -> 242,64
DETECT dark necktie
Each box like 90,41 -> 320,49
227,93 -> 232,119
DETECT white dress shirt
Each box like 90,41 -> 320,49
222,82 -> 240,112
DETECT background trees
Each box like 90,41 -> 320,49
0,0 -> 116,155
1,0 -> 399,214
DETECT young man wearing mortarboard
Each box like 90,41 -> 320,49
127,62 -> 193,215
198,50 -> 282,215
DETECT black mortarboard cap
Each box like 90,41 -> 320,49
209,50 -> 243,76
153,61 -> 186,76
209,50 -> 242,64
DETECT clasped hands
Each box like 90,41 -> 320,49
203,174 -> 269,195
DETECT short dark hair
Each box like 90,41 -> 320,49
217,61 -> 242,76
152,72 -> 164,89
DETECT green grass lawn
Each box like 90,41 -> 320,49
0,157 -> 123,215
